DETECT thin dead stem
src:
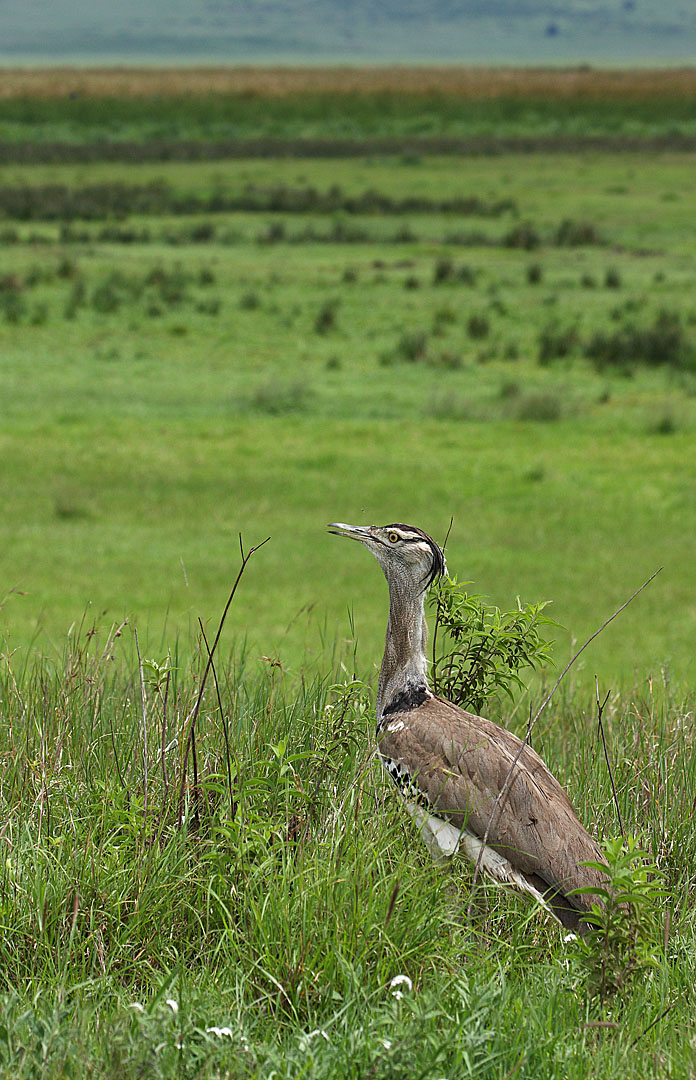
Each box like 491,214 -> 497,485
177,534 -> 270,828
596,675 -> 624,838
199,619 -> 236,820
134,628 -> 148,823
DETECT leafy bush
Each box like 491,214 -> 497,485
585,310 -> 692,373
0,291 -> 26,324
503,222 -> 541,250
195,298 -> 221,316
554,219 -> 602,246
538,323 -> 579,365
240,291 -> 260,310
467,314 -> 490,340
92,284 -> 121,314
396,329 -> 429,362
571,835 -> 666,1001
314,298 -> 339,334
429,576 -> 555,714
433,257 -> 455,284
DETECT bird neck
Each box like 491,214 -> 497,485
377,578 -> 430,722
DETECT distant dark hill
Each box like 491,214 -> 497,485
1,0 -> 696,65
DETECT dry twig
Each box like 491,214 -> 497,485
177,533 -> 270,828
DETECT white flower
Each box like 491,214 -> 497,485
166,998 -> 179,1015
382,1039 -> 392,1050
206,1026 -> 234,1038
390,974 -> 413,999
129,1002 -> 145,1013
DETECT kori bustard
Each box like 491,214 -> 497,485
329,521 -> 606,931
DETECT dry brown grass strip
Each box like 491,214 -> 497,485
1,65 -> 696,100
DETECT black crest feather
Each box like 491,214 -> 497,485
385,523 -> 447,590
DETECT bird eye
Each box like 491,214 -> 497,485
388,532 -> 399,543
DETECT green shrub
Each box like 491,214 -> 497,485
503,222 -> 541,250
240,291 -> 260,310
314,299 -> 339,334
571,835 -> 666,1001
538,323 -> 578,365
585,310 -> 692,373
429,576 -> 554,714
467,314 -> 490,340
0,291 -> 26,323
554,219 -> 602,246
396,329 -> 429,362
433,256 -> 455,284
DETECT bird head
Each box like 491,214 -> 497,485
328,522 -> 447,593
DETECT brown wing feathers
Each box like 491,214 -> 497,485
378,696 -> 606,915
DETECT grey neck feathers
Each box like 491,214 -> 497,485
377,575 -> 430,720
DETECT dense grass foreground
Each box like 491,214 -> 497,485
0,617 -> 694,1078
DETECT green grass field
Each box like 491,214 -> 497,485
1,76 -> 696,1076
2,151 -> 696,683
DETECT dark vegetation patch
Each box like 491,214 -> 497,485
0,215 -> 607,252
3,135 -> 696,166
538,324 -> 580,365
467,314 -> 490,340
0,259 -> 223,324
536,310 -> 695,375
0,181 -> 516,222
584,310 -> 693,374
380,328 -> 462,370
314,298 -> 340,334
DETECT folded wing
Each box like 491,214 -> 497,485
378,695 -> 606,918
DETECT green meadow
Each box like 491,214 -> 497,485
2,151 -> 696,682
1,78 -> 696,1076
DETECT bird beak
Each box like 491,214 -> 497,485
327,522 -> 373,544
